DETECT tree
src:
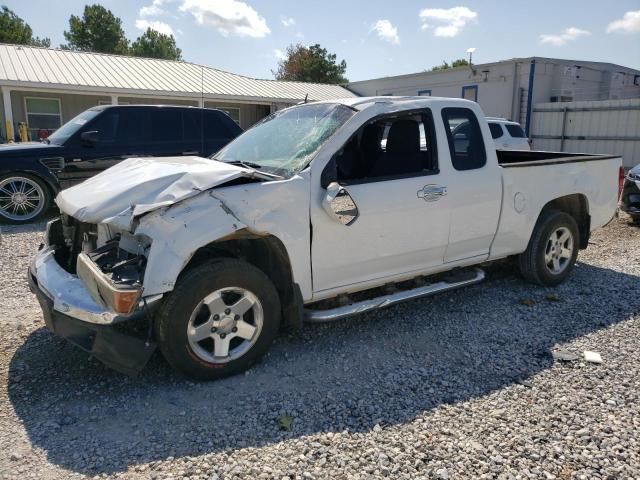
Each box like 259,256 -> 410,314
430,58 -> 469,72
273,44 -> 348,84
0,6 -> 50,47
62,4 -> 128,54
130,28 -> 182,61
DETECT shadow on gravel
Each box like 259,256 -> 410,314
7,262 -> 640,475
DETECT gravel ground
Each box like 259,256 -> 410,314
0,215 -> 639,480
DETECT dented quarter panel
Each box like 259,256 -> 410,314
135,172 -> 312,299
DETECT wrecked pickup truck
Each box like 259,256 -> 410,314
29,97 -> 623,379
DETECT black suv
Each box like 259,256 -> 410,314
0,105 -> 242,224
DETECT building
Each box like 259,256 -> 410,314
0,44 -> 355,142
348,57 -> 640,135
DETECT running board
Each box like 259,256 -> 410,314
304,268 -> 485,323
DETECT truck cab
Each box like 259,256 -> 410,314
28,97 -> 622,379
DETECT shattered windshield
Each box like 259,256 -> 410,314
213,103 -> 355,177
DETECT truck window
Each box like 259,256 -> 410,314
505,124 -> 526,138
488,123 -> 503,139
334,110 -> 438,183
442,108 -> 486,171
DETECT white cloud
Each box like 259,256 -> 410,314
274,48 -> 286,60
540,27 -> 590,46
180,0 -> 270,38
372,19 -> 400,44
606,10 -> 640,34
281,16 -> 296,27
135,19 -> 176,36
140,0 -> 172,17
419,6 -> 477,38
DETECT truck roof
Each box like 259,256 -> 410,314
313,96 -> 479,111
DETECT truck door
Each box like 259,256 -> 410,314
311,109 -> 452,293
60,107 -> 146,188
441,107 -> 502,263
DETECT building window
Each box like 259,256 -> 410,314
418,90 -> 432,96
461,85 -> 478,102
25,97 -> 62,140
215,106 -> 240,124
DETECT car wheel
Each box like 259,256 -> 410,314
155,258 -> 281,380
0,173 -> 51,224
518,209 -> 579,286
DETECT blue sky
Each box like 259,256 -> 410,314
4,0 -> 640,81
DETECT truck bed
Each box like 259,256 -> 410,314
497,150 -> 619,168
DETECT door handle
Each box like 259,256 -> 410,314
417,185 -> 447,202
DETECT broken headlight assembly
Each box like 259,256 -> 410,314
76,232 -> 151,314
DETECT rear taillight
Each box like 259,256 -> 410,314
618,166 -> 625,200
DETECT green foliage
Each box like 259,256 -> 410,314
62,4 -> 128,54
130,28 -> 182,60
0,6 -> 50,47
431,58 -> 470,72
273,44 -> 348,84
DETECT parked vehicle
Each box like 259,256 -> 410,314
486,117 -> 531,150
0,105 -> 242,224
28,97 -> 623,379
620,163 -> 640,222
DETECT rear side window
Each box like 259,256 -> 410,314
151,109 -> 183,142
442,107 -> 486,171
488,123 -> 503,139
203,110 -> 241,140
183,109 -> 202,142
505,124 -> 526,138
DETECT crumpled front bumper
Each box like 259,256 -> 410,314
28,244 -> 159,376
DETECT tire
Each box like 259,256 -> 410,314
518,209 -> 580,286
155,258 -> 281,380
0,173 -> 52,224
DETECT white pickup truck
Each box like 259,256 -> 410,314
29,97 -> 623,379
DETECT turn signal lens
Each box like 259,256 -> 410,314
111,289 -> 142,314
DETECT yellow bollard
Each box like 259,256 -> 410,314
17,122 -> 29,142
4,120 -> 13,143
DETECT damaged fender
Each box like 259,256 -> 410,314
134,173 -> 313,299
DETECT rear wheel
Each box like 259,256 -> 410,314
0,173 -> 51,224
156,259 -> 281,380
518,210 -> 579,286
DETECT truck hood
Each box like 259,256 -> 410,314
56,156 -> 256,229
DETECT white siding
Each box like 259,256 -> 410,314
531,98 -> 640,168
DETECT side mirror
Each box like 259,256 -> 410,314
322,182 -> 359,226
80,130 -> 99,146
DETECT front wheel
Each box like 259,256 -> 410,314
0,173 -> 51,224
518,210 -> 579,286
155,259 -> 281,380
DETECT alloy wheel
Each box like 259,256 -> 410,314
187,287 -> 264,364
0,176 -> 46,222
544,226 -> 574,274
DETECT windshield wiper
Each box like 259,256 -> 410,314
225,160 -> 264,170
223,160 -> 285,180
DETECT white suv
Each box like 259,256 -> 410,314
487,118 -> 531,150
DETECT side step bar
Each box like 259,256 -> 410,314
304,268 -> 485,323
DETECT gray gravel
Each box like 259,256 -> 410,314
1,215 -> 639,479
